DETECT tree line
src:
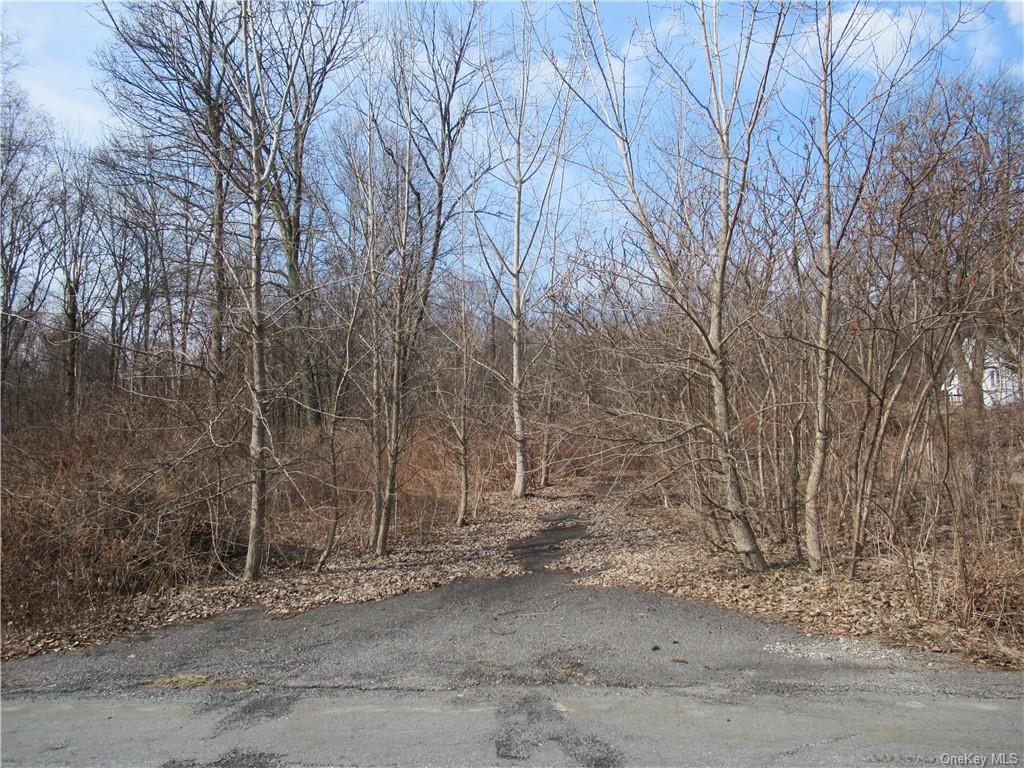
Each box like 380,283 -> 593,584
2,1 -> 1021,634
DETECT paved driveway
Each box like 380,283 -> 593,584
3,511 -> 1021,767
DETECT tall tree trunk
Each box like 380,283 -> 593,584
279,187 -> 319,426
456,429 -> 469,527
107,291 -> 121,389
375,344 -> 403,556
63,274 -> 80,433
369,353 -> 384,552
456,331 -> 470,526
711,151 -> 767,573
211,163 -> 227,377
511,358 -> 528,498
243,188 -> 267,582
789,414 -> 803,561
804,2 -> 833,573
511,183 -> 528,499
710,355 -> 766,572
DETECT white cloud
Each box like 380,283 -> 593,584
966,29 -> 1002,70
1006,0 -> 1024,32
798,4 -> 946,77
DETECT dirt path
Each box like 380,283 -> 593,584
2,489 -> 1021,767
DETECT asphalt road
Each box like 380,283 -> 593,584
2,508 -> 1022,767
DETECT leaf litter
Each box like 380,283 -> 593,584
2,491 -> 546,660
554,482 -> 1023,670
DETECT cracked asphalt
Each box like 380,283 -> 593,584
2,504 -> 1022,767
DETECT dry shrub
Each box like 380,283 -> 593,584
260,424 -> 466,555
565,487 -> 1024,668
1,419 -> 250,631
394,429 -> 463,540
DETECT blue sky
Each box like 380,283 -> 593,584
3,2 -> 111,140
2,0 -> 1023,145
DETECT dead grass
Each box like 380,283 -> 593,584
1,486 -> 545,660
0,412 -> 539,659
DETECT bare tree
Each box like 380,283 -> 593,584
99,0 -> 240,379
798,0 -> 970,572
266,1 -> 355,425
475,1 -> 571,498
357,3 -> 482,555
566,1 -> 789,571
51,148 -> 104,432
0,86 -> 54,401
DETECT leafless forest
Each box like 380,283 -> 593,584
2,1 -> 1021,660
